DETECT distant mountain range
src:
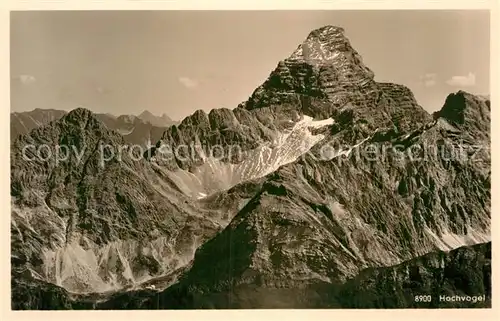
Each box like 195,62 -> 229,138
138,110 -> 175,127
11,109 -> 178,146
10,25 -> 491,309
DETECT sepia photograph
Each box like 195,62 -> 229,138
9,8 -> 492,311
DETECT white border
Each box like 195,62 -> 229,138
1,1 -> 498,321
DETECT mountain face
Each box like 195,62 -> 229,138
11,25 -> 490,309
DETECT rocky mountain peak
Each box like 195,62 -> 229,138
59,107 -> 102,129
208,108 -> 239,130
179,109 -> 210,128
66,107 -> 92,119
239,25 -> 430,136
434,90 -> 490,140
308,25 -> 345,37
287,25 -> 374,78
161,113 -> 173,122
288,25 -> 347,64
138,110 -> 176,127
240,25 -> 378,112
138,110 -> 154,117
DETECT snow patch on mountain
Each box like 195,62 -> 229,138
164,115 -> 334,198
115,126 -> 135,136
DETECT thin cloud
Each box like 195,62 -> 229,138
14,74 -> 36,85
446,72 -> 476,87
420,73 -> 437,87
96,86 -> 113,95
178,77 -> 198,89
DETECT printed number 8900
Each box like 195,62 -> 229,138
414,295 -> 432,302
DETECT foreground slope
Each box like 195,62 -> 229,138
11,242 -> 490,309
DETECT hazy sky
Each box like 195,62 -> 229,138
11,10 -> 490,120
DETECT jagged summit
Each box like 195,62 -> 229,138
10,22 -> 492,308
240,25 -> 430,134
309,25 -> 346,36
239,25 -> 380,113
288,25 -> 348,64
434,90 -> 490,140
287,24 -> 373,78
65,107 -> 94,119
179,109 -> 210,129
13,107 -> 123,154
436,90 -> 490,122
63,107 -> 105,126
